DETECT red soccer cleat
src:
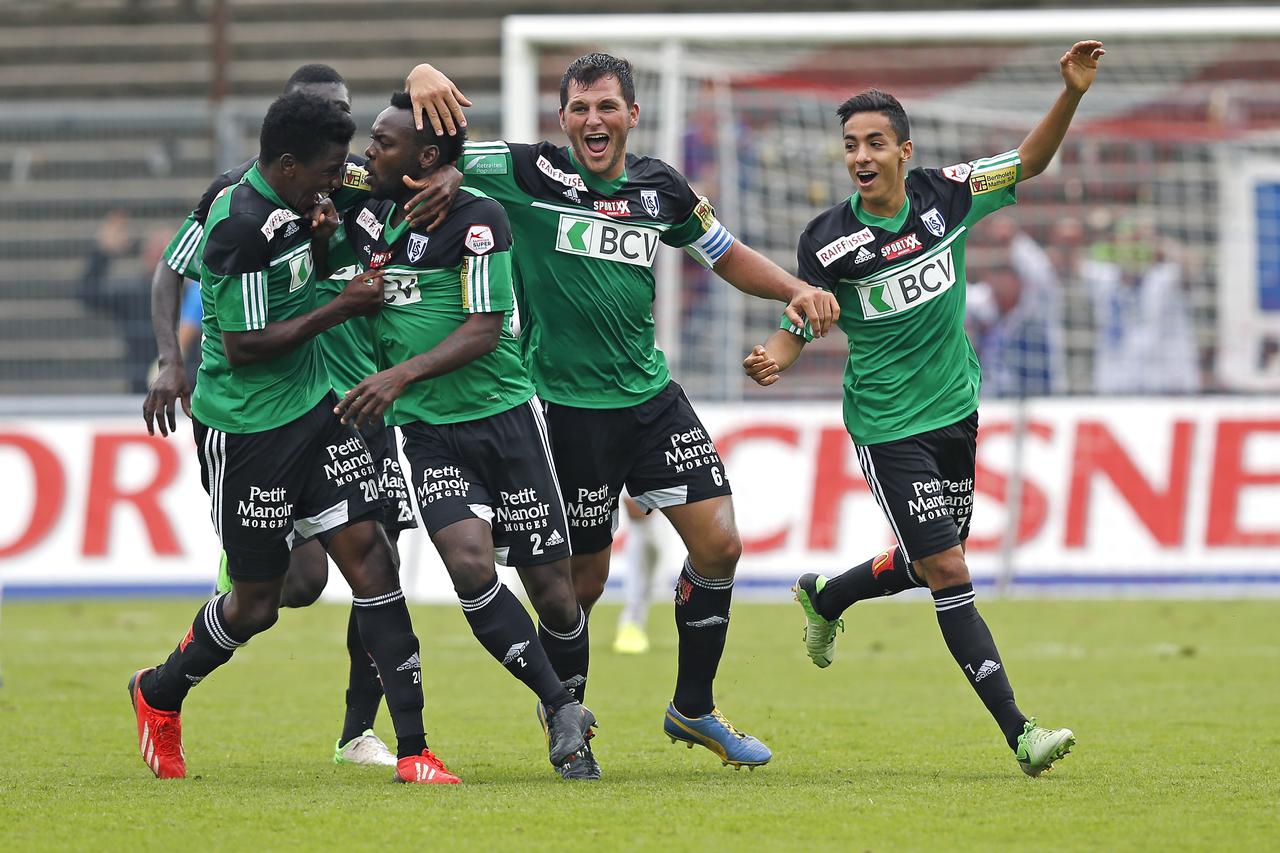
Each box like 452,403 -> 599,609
128,668 -> 186,779
394,749 -> 461,784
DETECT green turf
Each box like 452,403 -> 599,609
1,598 -> 1276,851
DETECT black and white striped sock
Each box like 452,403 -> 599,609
458,576 -> 573,711
143,593 -> 245,712
933,583 -> 1027,750
538,607 -> 590,703
672,559 -> 733,718
352,587 -> 426,759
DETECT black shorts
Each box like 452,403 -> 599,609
193,393 -> 384,582
359,419 -> 416,534
400,397 -> 570,567
544,380 -> 732,554
854,411 -> 978,563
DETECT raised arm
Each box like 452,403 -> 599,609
1018,40 -> 1105,181
714,241 -> 840,337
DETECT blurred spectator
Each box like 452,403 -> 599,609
967,217 -> 1067,398
1084,218 -> 1200,394
79,209 -> 170,393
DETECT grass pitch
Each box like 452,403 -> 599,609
1,597 -> 1276,851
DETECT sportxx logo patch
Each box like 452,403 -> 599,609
594,199 -> 630,217
555,214 -> 659,267
857,243 -> 958,320
881,233 -> 922,261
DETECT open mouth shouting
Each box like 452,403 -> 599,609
583,132 -> 610,157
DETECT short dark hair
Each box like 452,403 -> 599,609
559,53 -> 635,108
388,91 -> 466,166
836,89 -> 910,144
259,91 -> 355,165
283,63 -> 345,92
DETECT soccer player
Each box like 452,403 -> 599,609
327,92 -> 598,780
403,53 -> 840,769
141,64 -> 454,768
128,91 -> 457,785
613,495 -> 660,655
743,40 -> 1106,777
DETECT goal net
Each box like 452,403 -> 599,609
502,9 -> 1280,401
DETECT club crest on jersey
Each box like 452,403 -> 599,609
817,227 -> 875,267
942,163 -> 972,183
922,208 -> 946,238
407,232 -> 429,263
465,224 -> 495,255
594,199 -> 631,218
881,233 -> 922,261
641,189 -> 660,218
260,208 -> 301,241
356,207 -> 383,239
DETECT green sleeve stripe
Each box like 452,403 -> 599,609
464,141 -> 509,153
165,220 -> 203,276
970,150 -> 1020,170
467,253 -> 491,312
241,271 -> 267,330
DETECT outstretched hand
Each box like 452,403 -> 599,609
1060,40 -> 1105,94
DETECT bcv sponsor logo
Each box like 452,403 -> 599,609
857,249 -> 956,319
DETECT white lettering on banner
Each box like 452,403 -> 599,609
3,403 -> 1280,597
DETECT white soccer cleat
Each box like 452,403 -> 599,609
333,729 -> 397,767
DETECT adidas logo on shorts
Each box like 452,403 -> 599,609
396,652 -> 421,672
545,529 -> 565,547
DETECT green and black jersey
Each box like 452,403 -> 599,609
787,151 -> 1021,445
329,186 -> 533,426
163,155 -> 370,279
162,155 -> 377,397
460,140 -> 735,409
191,163 -> 331,433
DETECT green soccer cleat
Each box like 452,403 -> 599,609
1016,718 -> 1076,777
215,551 -> 231,595
793,573 -> 843,668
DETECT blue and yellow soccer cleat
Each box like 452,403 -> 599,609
663,703 -> 771,769
215,551 -> 231,595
